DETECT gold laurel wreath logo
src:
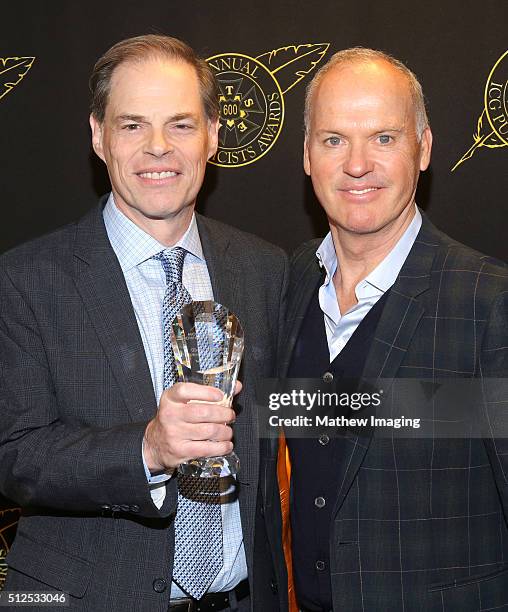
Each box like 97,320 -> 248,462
452,50 -> 508,171
0,57 -> 35,101
207,43 -> 329,167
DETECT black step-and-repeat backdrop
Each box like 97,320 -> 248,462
1,0 -> 507,587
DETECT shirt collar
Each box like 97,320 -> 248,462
316,232 -> 337,284
315,206 -> 422,299
103,193 -> 205,272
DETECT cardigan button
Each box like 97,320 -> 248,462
318,434 -> 330,446
314,496 -> 326,509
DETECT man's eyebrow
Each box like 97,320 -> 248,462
114,112 -> 199,123
314,127 -> 404,135
168,112 -> 199,122
315,129 -> 344,136
116,114 -> 147,123
375,127 -> 403,133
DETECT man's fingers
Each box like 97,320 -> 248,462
177,421 -> 233,443
183,402 -> 236,424
190,422 -> 233,442
162,382 -> 224,404
149,381 -> 239,470
233,380 -> 243,396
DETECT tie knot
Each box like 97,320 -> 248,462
153,247 -> 187,285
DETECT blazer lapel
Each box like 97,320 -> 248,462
362,217 -> 438,381
72,201 -> 157,422
196,214 -> 256,474
195,214 -> 240,316
331,216 -> 440,518
280,254 -> 324,378
196,214 -> 265,577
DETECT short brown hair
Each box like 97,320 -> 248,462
304,47 -> 429,139
89,34 -> 219,123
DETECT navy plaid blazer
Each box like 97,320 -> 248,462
262,213 -> 508,611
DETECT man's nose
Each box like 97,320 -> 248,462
342,142 -> 373,177
144,128 -> 174,157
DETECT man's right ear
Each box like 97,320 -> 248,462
89,114 -> 105,162
303,135 -> 311,176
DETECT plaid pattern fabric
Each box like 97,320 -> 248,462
278,213 -> 508,611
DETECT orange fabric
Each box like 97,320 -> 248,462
277,432 -> 298,612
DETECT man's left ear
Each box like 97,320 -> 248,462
207,118 -> 220,160
89,114 -> 105,162
419,126 -> 433,172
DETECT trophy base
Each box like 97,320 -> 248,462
178,452 -> 240,478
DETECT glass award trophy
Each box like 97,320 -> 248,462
171,300 -> 244,477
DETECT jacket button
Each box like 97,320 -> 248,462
322,372 -> 333,383
120,504 -> 130,512
270,579 -> 278,594
315,560 -> 326,571
100,504 -> 111,511
111,504 -> 120,512
314,496 -> 326,509
152,578 -> 167,593
318,434 -> 330,446
130,504 -> 140,513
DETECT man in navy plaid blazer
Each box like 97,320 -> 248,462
261,49 -> 508,611
0,35 -> 288,611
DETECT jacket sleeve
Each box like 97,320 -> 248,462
0,263 -> 177,518
480,289 -> 508,514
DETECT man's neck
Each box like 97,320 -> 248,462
112,199 -> 195,247
330,205 -> 416,313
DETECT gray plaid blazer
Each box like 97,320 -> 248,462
0,197 -> 289,612
262,213 -> 508,611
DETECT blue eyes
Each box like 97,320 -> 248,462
325,134 -> 393,145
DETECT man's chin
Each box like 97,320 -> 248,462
330,218 -> 385,237
115,197 -> 194,223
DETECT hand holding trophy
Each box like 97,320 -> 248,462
171,300 -> 244,477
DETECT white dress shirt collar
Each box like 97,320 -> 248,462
103,193 -> 205,272
316,206 -> 423,306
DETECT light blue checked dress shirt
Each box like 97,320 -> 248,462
316,206 -> 422,361
103,194 -> 247,598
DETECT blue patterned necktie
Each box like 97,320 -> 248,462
153,248 -> 223,599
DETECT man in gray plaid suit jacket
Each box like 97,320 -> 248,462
0,36 -> 288,611
261,49 -> 508,611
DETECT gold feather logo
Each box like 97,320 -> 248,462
207,43 -> 330,167
256,43 -> 330,94
0,57 -> 35,101
452,50 -> 508,171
